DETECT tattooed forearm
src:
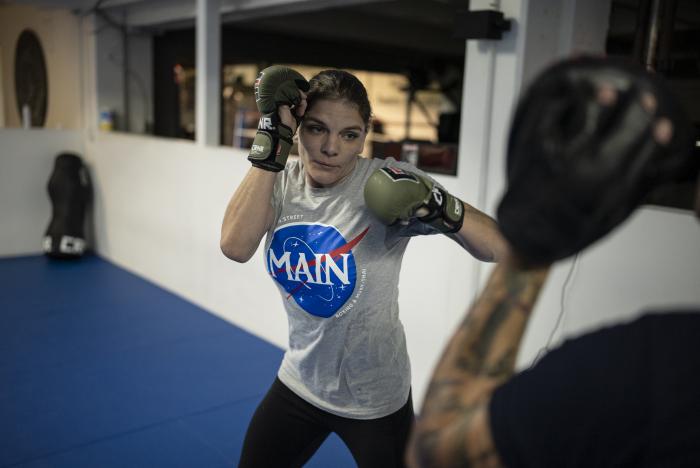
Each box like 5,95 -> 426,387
453,260 -> 548,377
412,403 -> 483,467
408,257 -> 550,468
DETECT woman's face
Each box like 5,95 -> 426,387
298,98 -> 367,188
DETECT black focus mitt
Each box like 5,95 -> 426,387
497,56 -> 697,264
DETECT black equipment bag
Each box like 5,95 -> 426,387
43,152 -> 91,258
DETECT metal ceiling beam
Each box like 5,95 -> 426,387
11,0 -> 388,27
231,8 -> 464,57
220,0 -> 387,21
113,0 -> 387,28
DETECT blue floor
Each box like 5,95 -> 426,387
0,255 -> 356,467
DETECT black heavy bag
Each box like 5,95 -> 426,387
43,153 -> 91,258
497,56 -> 697,264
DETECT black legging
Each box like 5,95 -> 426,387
238,377 -> 414,468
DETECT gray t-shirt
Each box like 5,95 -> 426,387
264,156 -> 439,419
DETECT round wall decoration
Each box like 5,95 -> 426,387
14,29 -> 48,127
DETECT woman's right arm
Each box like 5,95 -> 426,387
220,167 -> 277,263
220,93 -> 305,263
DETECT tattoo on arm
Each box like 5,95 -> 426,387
409,259 -> 550,467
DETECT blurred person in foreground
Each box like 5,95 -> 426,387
408,56 -> 700,468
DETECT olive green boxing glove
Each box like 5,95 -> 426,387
364,166 -> 465,234
248,65 -> 310,172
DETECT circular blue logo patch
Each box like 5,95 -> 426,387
267,223 -> 365,318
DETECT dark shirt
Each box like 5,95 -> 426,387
489,310 -> 700,468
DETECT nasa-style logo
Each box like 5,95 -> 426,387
267,223 -> 369,318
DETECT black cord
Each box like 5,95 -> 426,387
529,253 -> 580,369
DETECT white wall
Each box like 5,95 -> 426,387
81,131 -> 480,405
0,128 -> 84,257
83,132 -> 290,347
518,208 -> 700,369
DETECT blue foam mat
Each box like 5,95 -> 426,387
0,255 -> 355,467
